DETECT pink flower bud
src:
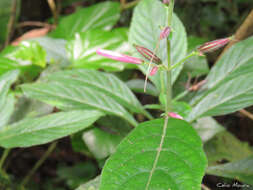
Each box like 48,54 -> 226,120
96,48 -> 143,64
163,0 -> 170,5
149,66 -> 158,76
168,112 -> 183,120
134,45 -> 161,64
159,26 -> 171,40
197,37 -> 232,55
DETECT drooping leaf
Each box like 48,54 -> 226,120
82,116 -> 131,159
50,2 -> 120,39
188,36 -> 253,121
21,77 -> 138,127
207,156 -> 253,186
204,130 -> 253,166
129,0 -> 187,90
76,176 -> 100,190
100,118 -> 207,190
0,110 -> 104,148
126,79 -> 159,96
67,28 -> 134,71
194,117 -> 224,142
46,69 -> 148,117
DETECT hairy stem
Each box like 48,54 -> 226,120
20,142 -> 57,188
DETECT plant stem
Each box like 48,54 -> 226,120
4,0 -> 17,47
165,0 -> 174,114
0,149 -> 11,178
168,51 -> 198,71
20,142 -> 57,188
239,109 -> 253,121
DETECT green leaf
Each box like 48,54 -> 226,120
126,79 -> 159,96
0,94 -> 15,128
0,57 -> 19,76
31,37 -> 69,66
188,36 -> 253,121
0,110 -> 104,148
50,2 -> 120,39
82,116 -> 131,159
204,130 -> 253,166
0,70 -> 19,110
129,0 -> 187,90
46,69 -> 147,116
76,176 -> 100,190
207,156 -> 253,186
21,75 -> 138,127
194,117 -> 224,142
66,28 -> 134,71
100,118 -> 207,190
8,41 -> 47,68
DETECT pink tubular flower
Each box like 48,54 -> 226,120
134,45 -> 161,64
159,26 -> 171,40
96,48 -> 143,64
197,37 -> 232,55
168,112 -> 183,120
149,66 -> 158,76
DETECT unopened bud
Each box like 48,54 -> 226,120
197,36 -> 232,55
134,45 -> 161,64
159,26 -> 171,40
168,112 -> 183,120
163,0 -> 170,5
149,66 -> 158,76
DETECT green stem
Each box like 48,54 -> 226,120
168,51 -> 198,71
164,0 -> 174,114
20,142 -> 57,188
0,149 -> 11,178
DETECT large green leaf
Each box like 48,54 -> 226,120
207,156 -> 253,186
50,2 -> 120,39
0,110 -> 104,148
100,118 -> 207,190
67,28 -> 134,71
188,37 -> 253,121
129,0 -> 187,90
46,69 -> 148,116
21,78 -> 138,127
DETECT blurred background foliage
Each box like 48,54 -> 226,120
0,0 -> 253,190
